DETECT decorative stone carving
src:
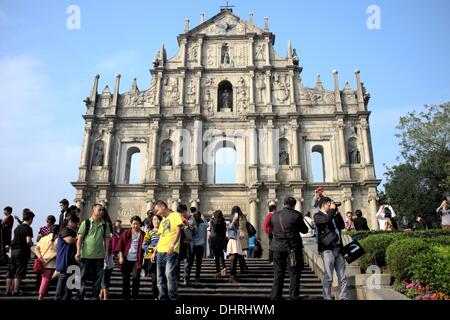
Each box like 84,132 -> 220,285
187,44 -> 198,63
204,77 -> 215,115
324,92 -> 335,104
186,79 -> 196,104
234,46 -> 245,67
236,77 -> 248,114
207,46 -> 215,66
255,43 -> 265,60
215,20 -> 237,35
163,76 -> 179,106
272,73 -> 289,103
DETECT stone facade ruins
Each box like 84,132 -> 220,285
72,9 -> 381,238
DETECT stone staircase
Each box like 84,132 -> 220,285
0,258 -> 323,300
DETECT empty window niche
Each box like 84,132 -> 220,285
124,147 -> 140,184
311,145 -> 325,182
215,145 -> 237,184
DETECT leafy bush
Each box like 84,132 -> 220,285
409,246 -> 450,296
359,234 -> 399,271
345,229 -> 450,241
385,238 -> 429,283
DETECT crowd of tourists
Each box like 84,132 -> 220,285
1,192 -> 448,300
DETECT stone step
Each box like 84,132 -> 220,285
0,258 -> 323,300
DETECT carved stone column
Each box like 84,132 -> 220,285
289,70 -> 296,112
249,71 -> 255,112
265,70 -> 272,113
198,38 -> 203,68
155,73 -> 163,113
368,188 -> 378,230
291,120 -> 302,180
360,118 -> 371,165
147,121 -> 159,181
267,119 -> 275,180
249,198 -> 259,235
264,36 -> 270,66
192,118 -> 202,181
174,120 -> 183,181
248,121 -> 258,183
195,72 -> 201,113
294,188 -> 303,212
248,36 -> 254,67
179,72 -> 185,106
79,121 -> 93,181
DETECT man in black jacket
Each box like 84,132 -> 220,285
314,197 -> 348,300
353,210 -> 370,231
58,199 -> 70,231
269,197 -> 308,300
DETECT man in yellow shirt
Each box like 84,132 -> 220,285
152,200 -> 183,300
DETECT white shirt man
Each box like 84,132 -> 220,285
376,205 -> 396,230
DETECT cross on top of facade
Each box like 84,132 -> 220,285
220,1 -> 234,12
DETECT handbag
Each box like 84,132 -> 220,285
319,228 -> 339,247
246,221 -> 256,238
343,240 -> 365,264
33,241 -> 53,273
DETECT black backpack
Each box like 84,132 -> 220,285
82,219 -> 108,240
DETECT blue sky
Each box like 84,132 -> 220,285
1,0 -> 449,233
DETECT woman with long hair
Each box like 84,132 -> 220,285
210,210 -> 227,277
142,214 -> 162,299
235,206 -> 249,273
226,206 -> 244,283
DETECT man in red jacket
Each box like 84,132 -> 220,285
263,204 -> 276,263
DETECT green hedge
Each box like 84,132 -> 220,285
345,229 -> 450,241
359,234 -> 401,271
409,246 -> 450,296
385,238 -> 430,283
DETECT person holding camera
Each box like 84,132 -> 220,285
314,197 -> 348,300
436,200 -> 450,229
376,204 -> 397,231
269,197 -> 308,300
312,187 -> 326,209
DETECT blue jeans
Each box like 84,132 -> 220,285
320,247 -> 348,300
157,252 -> 179,300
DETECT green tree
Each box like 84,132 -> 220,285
384,102 -> 450,227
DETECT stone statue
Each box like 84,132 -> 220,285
292,48 -> 299,66
93,141 -> 104,166
221,44 -> 231,65
256,43 -> 265,60
256,74 -> 265,104
348,145 -> 361,164
222,89 -> 230,109
162,146 -> 172,166
279,148 -> 289,165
